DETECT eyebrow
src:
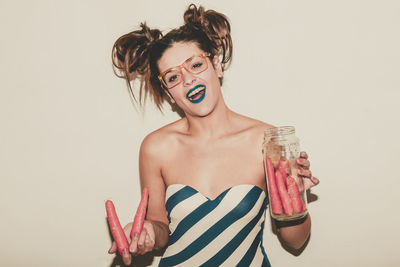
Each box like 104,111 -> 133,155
186,56 -> 195,63
164,68 -> 179,75
161,54 -> 198,75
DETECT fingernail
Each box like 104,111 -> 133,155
297,158 -> 303,163
298,169 -> 303,174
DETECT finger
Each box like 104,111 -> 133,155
108,241 -> 117,254
311,176 -> 320,185
146,231 -> 155,246
296,158 -> 310,169
123,224 -> 132,244
298,169 -> 312,178
300,151 -> 308,159
137,229 -> 148,253
121,250 -> 132,266
129,233 -> 139,254
145,233 -> 151,246
303,176 -> 319,190
143,234 -> 153,253
142,226 -> 154,243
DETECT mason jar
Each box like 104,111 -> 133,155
263,126 -> 308,221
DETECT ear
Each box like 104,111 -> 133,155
212,55 -> 224,78
164,89 -> 175,103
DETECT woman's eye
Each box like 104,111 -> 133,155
192,62 -> 203,69
168,74 -> 178,83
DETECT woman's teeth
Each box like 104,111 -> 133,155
186,85 -> 206,103
188,86 -> 205,98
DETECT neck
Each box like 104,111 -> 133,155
184,99 -> 236,139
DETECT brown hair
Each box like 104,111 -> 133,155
112,4 -> 232,110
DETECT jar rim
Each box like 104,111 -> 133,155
264,126 -> 295,137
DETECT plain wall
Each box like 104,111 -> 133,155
1,0 -> 399,266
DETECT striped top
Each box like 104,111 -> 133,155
159,184 -> 271,267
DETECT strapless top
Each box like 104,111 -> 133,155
158,184 -> 271,267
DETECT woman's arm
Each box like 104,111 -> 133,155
276,152 -> 319,250
134,133 -> 170,251
108,133 -> 170,265
276,214 -> 311,249
147,220 -> 169,249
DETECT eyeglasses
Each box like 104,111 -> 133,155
158,52 -> 211,89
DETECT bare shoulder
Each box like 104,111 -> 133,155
232,112 -> 275,137
140,118 -> 186,160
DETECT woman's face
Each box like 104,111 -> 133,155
157,42 -> 223,117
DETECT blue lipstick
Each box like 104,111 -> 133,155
186,84 -> 206,104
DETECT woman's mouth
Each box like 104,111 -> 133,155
186,84 -> 206,103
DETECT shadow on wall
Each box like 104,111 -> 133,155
105,217 -> 166,267
168,101 -> 185,118
109,249 -> 165,267
268,190 -> 319,256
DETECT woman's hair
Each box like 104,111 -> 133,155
112,4 -> 232,110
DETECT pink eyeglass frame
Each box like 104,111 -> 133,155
157,52 -> 211,89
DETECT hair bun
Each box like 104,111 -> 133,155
183,4 -> 205,26
112,23 -> 163,105
113,23 -> 162,75
140,22 -> 163,45
183,4 -> 232,65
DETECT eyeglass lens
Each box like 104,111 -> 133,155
162,55 -> 208,88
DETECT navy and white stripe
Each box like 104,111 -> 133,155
159,184 -> 271,267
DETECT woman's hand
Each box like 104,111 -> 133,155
130,220 -> 156,255
274,152 -> 319,249
296,151 -> 319,191
108,220 -> 156,265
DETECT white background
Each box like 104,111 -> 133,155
1,0 -> 399,266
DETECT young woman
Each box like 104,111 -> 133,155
108,4 -> 319,266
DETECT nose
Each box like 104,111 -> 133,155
181,68 -> 196,86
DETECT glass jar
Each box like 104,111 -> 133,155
263,126 -> 308,221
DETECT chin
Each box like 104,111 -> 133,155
194,104 -> 217,117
